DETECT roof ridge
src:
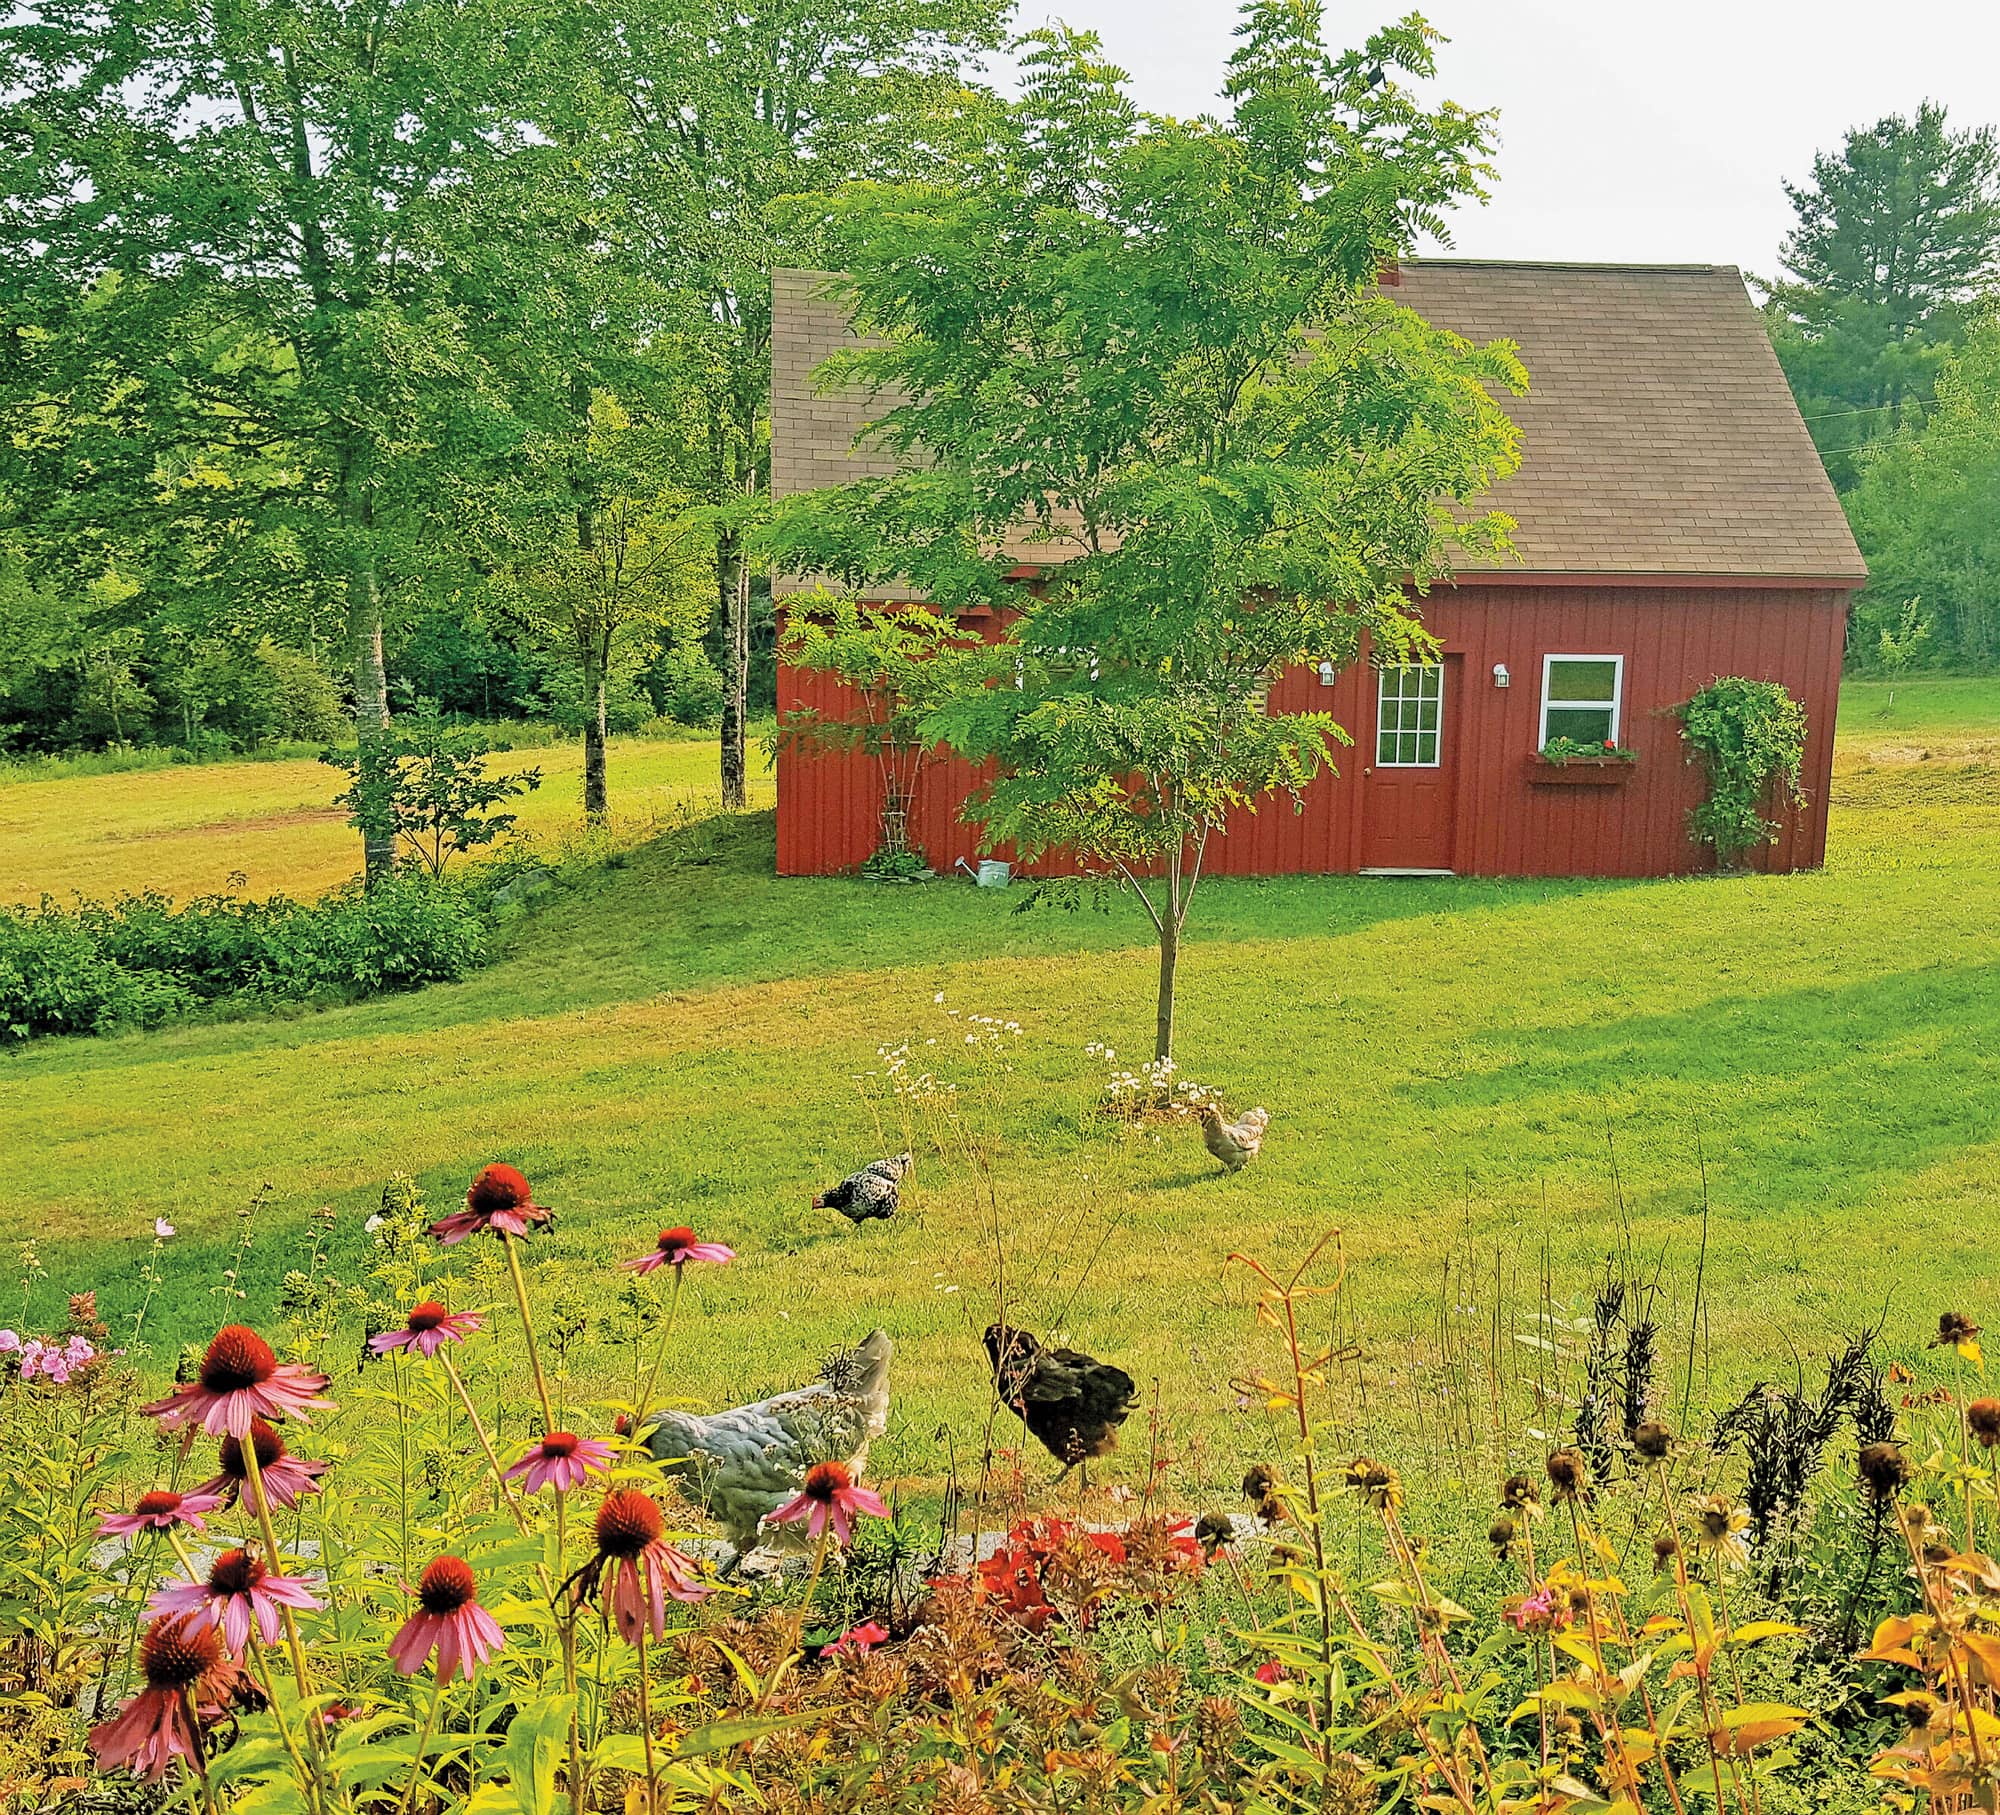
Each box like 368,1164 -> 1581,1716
1403,258 -> 1738,275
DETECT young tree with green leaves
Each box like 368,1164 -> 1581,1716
765,5 -> 1525,1061
1763,103 -> 2000,490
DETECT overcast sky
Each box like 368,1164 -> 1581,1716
996,0 -> 2000,283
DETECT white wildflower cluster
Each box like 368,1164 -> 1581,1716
870,1039 -> 954,1104
1093,1048 -> 1221,1121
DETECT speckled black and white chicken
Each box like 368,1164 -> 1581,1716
643,1329 -> 893,1565
812,1153 -> 911,1226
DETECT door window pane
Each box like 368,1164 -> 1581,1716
1377,664 -> 1443,767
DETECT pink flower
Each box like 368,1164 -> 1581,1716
581,1490 -> 711,1645
88,1617 -> 219,1782
621,1226 -> 736,1273
149,1547 -> 323,1655
139,1325 -> 334,1440
829,1620 -> 889,1657
504,1431 -> 614,1495
189,1418 -> 327,1513
370,1301 -> 483,1359
388,1556 -> 507,1684
766,1461 -> 889,1547
0,1330 -> 19,1353
428,1163 -> 550,1245
97,1488 -> 225,1540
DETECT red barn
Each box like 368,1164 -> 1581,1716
771,262 -> 1865,879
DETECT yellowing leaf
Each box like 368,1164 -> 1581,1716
1712,1703 -> 1810,1754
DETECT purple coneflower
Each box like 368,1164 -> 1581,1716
577,1489 -> 710,1645
88,1617 -> 220,1781
190,1418 -> 328,1513
139,1325 -> 334,1440
504,1430 -> 614,1495
150,1547 -> 323,1655
388,1556 -> 506,1684
621,1225 -> 735,1273
370,1301 -> 483,1359
767,1461 -> 889,1547
97,1488 -> 224,1540
427,1163 -> 550,1245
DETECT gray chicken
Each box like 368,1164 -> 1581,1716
1197,1103 -> 1269,1173
643,1329 -> 893,1566
812,1152 -> 912,1225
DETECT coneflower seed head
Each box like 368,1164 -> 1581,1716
200,1325 -> 277,1394
418,1556 -> 478,1616
140,1616 -> 223,1690
596,1489 -> 663,1559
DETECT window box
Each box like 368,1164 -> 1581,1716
1526,754 -> 1636,786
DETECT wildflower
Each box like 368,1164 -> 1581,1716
1859,1441 -> 1912,1502
1488,1514 -> 1516,1560
768,1460 -> 889,1546
192,1419 -> 328,1513
505,1431 -> 615,1495
1344,1456 -> 1403,1513
829,1620 -> 889,1658
1932,1310 -> 1983,1364
1502,1584 -> 1570,1635
621,1226 -> 736,1273
140,1325 -> 333,1440
98,1488 -> 225,1540
1970,1398 -> 2000,1447
428,1163 -> 551,1245
388,1556 -> 506,1684
154,1218 -> 176,1240
88,1617 -> 220,1782
1689,1495 -> 1751,1570
0,1330 -> 16,1353
1242,1462 -> 1285,1526
576,1488 -> 710,1644
1652,1531 -> 1681,1574
1501,1472 -> 1540,1512
1544,1449 -> 1589,1502
150,1547 -> 323,1654
1194,1511 -> 1234,1558
369,1302 -> 483,1360
1632,1420 -> 1673,1460
1252,1659 -> 1285,1684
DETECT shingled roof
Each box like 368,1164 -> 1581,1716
770,260 -> 1867,588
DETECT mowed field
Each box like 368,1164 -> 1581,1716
6,678 -> 2000,1508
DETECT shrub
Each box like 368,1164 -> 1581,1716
1680,677 -> 1810,868
0,876 -> 486,1040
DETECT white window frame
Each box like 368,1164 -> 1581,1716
1374,662 -> 1445,769
1538,654 -> 1624,749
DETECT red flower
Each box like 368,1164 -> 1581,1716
574,1489 -> 710,1645
189,1418 -> 328,1513
621,1226 -> 735,1273
149,1547 -> 323,1655
97,1488 -> 224,1540
428,1164 -> 551,1245
89,1617 -> 222,1782
388,1557 -> 506,1684
505,1431 -> 615,1495
767,1460 -> 888,1547
139,1325 -> 334,1440
370,1302 -> 483,1359
1254,1658 -> 1285,1684
829,1620 -> 889,1657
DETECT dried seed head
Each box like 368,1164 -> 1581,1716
1343,1456 -> 1402,1513
1488,1514 -> 1516,1555
1652,1531 -> 1680,1572
1501,1472 -> 1540,1511
1632,1420 -> 1673,1461
1970,1399 -> 2000,1447
1859,1441 -> 1911,1502
1193,1512 -> 1233,1557
1934,1311 -> 1981,1349
1544,1449 -> 1589,1501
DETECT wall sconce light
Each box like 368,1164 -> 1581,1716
1492,663 -> 1511,688
1317,660 -> 1338,686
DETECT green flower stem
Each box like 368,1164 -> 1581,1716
396,1672 -> 447,1815
436,1351 -> 529,1533
500,1232 -> 556,1433
243,1627 -> 323,1815
629,1266 -> 687,1435
237,1437 -> 314,1705
636,1617 -> 659,1815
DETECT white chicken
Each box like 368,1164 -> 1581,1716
643,1329 -> 893,1567
1197,1103 -> 1269,1173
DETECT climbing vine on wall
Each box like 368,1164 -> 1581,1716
1679,677 -> 1810,869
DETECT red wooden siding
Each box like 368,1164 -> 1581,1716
775,582 -> 1852,880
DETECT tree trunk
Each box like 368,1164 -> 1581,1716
582,647 -> 608,820
718,523 -> 748,809
347,523 -> 396,890
1154,912 -> 1180,1064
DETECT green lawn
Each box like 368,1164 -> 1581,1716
6,680 -> 2000,1514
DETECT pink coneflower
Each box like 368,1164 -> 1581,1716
150,1547 -> 323,1655
829,1620 -> 889,1657
504,1431 -> 614,1495
190,1418 -> 328,1513
428,1163 -> 550,1245
369,1301 -> 483,1359
98,1488 -> 225,1540
573,1489 -> 710,1645
88,1617 -> 218,1781
139,1325 -> 334,1440
621,1226 -> 735,1273
388,1556 -> 506,1684
767,1461 -> 888,1547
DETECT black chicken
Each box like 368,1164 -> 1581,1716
983,1323 -> 1139,1487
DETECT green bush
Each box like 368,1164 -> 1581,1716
0,876 -> 486,1041
1679,677 -> 1810,869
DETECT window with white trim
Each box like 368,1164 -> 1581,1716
1375,663 -> 1443,766
1539,655 -> 1623,748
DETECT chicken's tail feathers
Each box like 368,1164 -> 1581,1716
1242,1107 -> 1270,1133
